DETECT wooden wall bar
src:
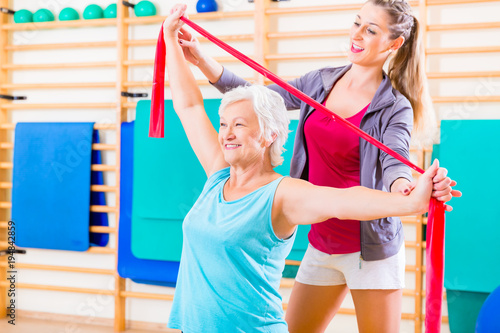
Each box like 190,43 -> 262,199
0,0 -> 10,320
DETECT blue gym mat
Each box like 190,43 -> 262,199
440,120 -> 500,293
13,123 -> 108,251
117,121 -> 179,287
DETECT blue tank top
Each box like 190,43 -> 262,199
168,167 -> 295,333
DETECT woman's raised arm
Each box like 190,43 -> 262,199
163,4 -> 228,176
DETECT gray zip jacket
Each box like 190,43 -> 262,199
212,64 -> 413,261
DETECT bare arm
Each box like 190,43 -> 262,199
163,5 -> 228,177
275,160 -> 441,231
279,180 -> 420,226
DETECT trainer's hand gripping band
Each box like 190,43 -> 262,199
149,18 -> 446,333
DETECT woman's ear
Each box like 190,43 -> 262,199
265,133 -> 278,147
390,35 -> 405,53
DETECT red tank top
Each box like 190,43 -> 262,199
304,103 -> 369,254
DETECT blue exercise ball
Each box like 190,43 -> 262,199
476,285 -> 500,333
196,0 -> 218,13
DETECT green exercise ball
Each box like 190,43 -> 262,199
104,4 -> 117,19
83,4 -> 104,20
33,9 -> 55,23
59,7 -> 80,21
13,9 -> 33,23
134,1 -> 156,17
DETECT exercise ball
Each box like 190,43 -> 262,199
196,0 -> 218,13
13,9 -> 33,23
476,285 -> 500,333
33,9 -> 55,23
134,1 -> 156,17
59,7 -> 80,21
104,4 -> 117,19
83,4 -> 104,20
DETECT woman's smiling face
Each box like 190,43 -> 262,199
348,2 -> 398,67
219,100 -> 268,167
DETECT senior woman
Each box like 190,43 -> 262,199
162,6 -> 455,333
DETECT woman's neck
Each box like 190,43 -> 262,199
227,157 -> 277,190
344,63 -> 384,92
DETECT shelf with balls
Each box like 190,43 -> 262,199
0,1 -> 254,31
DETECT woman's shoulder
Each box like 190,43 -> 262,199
306,65 -> 349,81
298,65 -> 349,80
203,167 -> 230,190
391,88 -> 412,109
374,76 -> 413,116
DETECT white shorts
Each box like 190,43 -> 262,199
294,244 -> 405,290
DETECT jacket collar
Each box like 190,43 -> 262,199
319,64 -> 397,115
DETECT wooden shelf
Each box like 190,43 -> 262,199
2,18 -> 117,31
428,21 -> 500,31
268,29 -> 350,39
2,61 -> 116,70
265,51 -> 347,61
426,46 -> 500,55
266,2 -> 418,15
0,103 -> 116,110
427,0 -> 499,5
0,82 -> 115,89
427,71 -> 500,79
127,34 -> 254,47
432,95 -> 500,103
5,41 -> 116,51
124,10 -> 254,25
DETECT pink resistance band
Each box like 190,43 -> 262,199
149,17 -> 446,333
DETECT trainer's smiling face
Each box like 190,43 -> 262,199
348,2 -> 402,67
219,100 -> 268,167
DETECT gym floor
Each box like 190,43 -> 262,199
0,316 -> 181,333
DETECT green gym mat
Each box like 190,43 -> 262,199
440,120 -> 500,293
446,289 -> 490,333
132,100 -> 220,261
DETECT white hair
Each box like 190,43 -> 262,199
219,85 -> 290,167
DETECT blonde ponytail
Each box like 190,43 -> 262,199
370,0 -> 437,146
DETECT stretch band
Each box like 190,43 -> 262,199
149,23 -> 166,138
149,18 -> 446,333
